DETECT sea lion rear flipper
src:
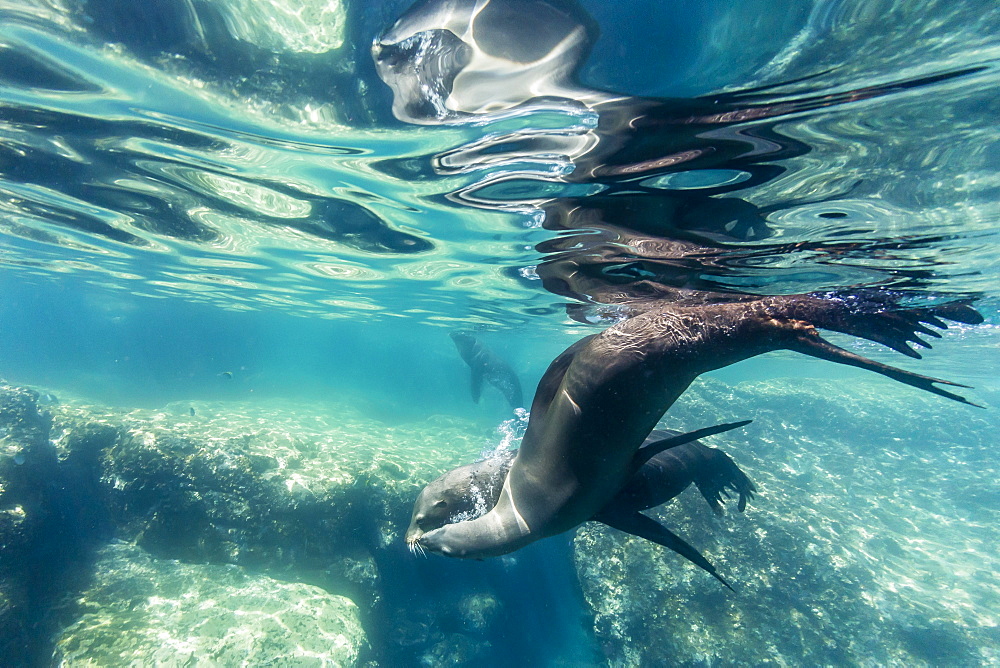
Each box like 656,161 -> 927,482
692,450 -> 758,514
803,293 -> 985,357
470,367 -> 484,403
631,420 -> 752,472
494,368 -> 524,409
596,511 -> 735,592
790,330 -> 982,407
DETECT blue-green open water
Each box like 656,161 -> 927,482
0,0 -> 998,665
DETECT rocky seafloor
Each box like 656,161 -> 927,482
0,376 -> 997,666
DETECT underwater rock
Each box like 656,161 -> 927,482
0,383 -> 53,663
5,377 -> 993,665
0,382 -> 51,452
420,633 -> 493,666
574,376 -> 997,666
2,382 -> 521,664
0,383 -> 117,665
458,592 -> 501,631
53,541 -> 367,666
72,401 -> 479,585
45,396 -> 500,663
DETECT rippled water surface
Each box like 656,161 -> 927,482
0,0 -> 998,665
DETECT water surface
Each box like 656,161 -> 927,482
0,0 -> 998,665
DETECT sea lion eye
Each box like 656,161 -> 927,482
434,500 -> 447,508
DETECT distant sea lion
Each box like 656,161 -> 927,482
415,292 -> 982,559
408,422 -> 756,588
451,331 -> 523,409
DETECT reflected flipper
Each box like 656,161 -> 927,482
596,511 -> 735,592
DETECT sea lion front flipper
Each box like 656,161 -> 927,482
631,420 -> 752,472
469,366 -> 484,403
596,511 -> 735,592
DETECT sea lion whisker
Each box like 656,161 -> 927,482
408,538 -> 423,557
407,536 -> 428,558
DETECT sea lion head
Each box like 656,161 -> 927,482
405,473 -> 470,547
414,500 -> 529,559
412,524 -> 467,557
449,329 -> 477,356
405,455 -> 511,553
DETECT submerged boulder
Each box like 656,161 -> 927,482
2,382 -> 506,665
0,382 -> 56,559
7,375 -> 993,666
0,382 -> 116,665
57,400 -> 483,596
42,395 -> 516,664
573,376 -> 997,666
54,541 -> 367,666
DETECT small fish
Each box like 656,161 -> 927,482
218,371 -> 233,379
189,407 -> 196,416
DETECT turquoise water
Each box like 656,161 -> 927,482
1,0 -> 998,665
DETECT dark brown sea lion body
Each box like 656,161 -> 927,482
415,293 -> 981,559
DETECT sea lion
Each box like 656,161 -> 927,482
415,292 -> 982,559
451,330 -> 524,409
407,422 -> 756,588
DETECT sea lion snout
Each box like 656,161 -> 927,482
406,487 -> 460,553
404,522 -> 423,545
414,527 -> 453,556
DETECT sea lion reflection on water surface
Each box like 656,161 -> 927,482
413,293 -> 982,560
373,0 -> 982,182
373,0 -> 604,124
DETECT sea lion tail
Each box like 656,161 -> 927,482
497,369 -> 523,409
469,366 -> 484,403
790,330 -> 982,407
